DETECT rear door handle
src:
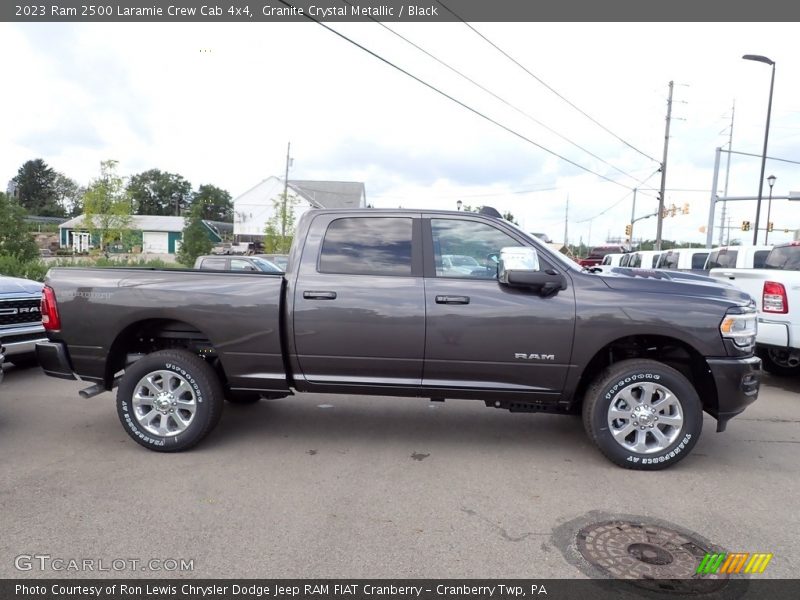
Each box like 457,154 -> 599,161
435,295 -> 470,305
303,291 -> 337,300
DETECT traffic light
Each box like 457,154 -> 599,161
625,224 -> 632,236
682,203 -> 690,215
768,222 -> 774,232
742,221 -> 751,231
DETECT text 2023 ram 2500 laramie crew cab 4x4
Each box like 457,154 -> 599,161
35,209 -> 761,469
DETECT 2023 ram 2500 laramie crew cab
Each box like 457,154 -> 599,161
36,209 -> 761,470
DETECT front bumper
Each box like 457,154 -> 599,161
706,355 -> 761,432
0,324 -> 48,357
35,341 -> 77,381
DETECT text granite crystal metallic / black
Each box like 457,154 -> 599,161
36,208 -> 761,469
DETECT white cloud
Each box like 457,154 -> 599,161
1,21 -> 798,246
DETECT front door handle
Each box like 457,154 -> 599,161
435,295 -> 470,305
303,291 -> 337,300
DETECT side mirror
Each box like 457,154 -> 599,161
498,246 -> 566,296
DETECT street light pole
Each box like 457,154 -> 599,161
742,54 -> 776,245
765,174 -> 776,244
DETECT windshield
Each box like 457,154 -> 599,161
706,249 -> 737,269
252,257 -> 281,272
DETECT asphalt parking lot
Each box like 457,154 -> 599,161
1,364 -> 798,580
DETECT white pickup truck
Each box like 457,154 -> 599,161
709,242 -> 800,375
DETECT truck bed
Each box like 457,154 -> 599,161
43,267 -> 289,394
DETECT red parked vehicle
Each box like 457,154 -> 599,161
578,245 -> 627,268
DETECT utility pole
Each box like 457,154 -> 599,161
655,81 -> 674,251
282,141 -> 291,240
629,188 -> 638,244
563,195 -> 569,249
719,101 -> 735,246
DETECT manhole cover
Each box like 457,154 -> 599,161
576,520 -> 728,594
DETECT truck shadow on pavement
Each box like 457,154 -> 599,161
211,394 -> 593,457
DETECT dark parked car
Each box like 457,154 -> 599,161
0,274 -> 46,367
37,209 -> 760,469
193,255 -> 281,273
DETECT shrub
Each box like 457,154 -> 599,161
0,255 -> 48,282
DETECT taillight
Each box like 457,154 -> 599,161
41,286 -> 61,331
763,281 -> 788,314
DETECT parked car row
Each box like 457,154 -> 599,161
589,244 -> 774,275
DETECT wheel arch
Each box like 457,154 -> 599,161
104,318 -> 227,390
569,334 -> 718,416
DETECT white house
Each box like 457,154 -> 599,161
233,177 -> 367,244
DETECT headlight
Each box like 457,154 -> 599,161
720,306 -> 757,349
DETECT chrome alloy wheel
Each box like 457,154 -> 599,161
606,381 -> 684,454
132,370 -> 197,437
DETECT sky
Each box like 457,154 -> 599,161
1,20 -> 799,247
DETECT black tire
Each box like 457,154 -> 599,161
582,359 -> 702,470
759,348 -> 800,377
116,349 -> 224,452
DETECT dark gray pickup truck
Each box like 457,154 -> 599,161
36,209 -> 761,469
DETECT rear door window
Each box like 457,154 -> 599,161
319,217 -> 413,276
199,257 -> 227,270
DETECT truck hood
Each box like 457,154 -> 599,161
0,275 -> 44,296
598,268 -> 753,306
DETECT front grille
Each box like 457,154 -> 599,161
0,298 -> 42,327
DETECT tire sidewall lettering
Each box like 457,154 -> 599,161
119,354 -> 210,449
605,373 -> 661,401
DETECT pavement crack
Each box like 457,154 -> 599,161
742,439 -> 800,444
460,507 -> 547,542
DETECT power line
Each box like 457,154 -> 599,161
338,0 -> 649,187
573,167 -> 662,223
436,0 -> 661,165
372,185 -> 559,200
278,1 -> 632,190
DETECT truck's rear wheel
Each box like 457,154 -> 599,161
117,349 -> 223,452
582,359 -> 702,470
760,347 -> 800,377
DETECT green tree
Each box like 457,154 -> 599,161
82,160 -> 133,251
176,200 -> 213,267
53,173 -> 84,216
127,169 -> 192,216
263,192 -> 299,253
0,192 -> 39,262
192,184 -> 233,222
12,158 -> 65,217
502,211 -> 519,225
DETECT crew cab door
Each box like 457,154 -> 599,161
291,213 -> 425,388
422,216 -> 576,398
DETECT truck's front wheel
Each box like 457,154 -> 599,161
583,359 -> 702,470
116,349 -> 224,452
